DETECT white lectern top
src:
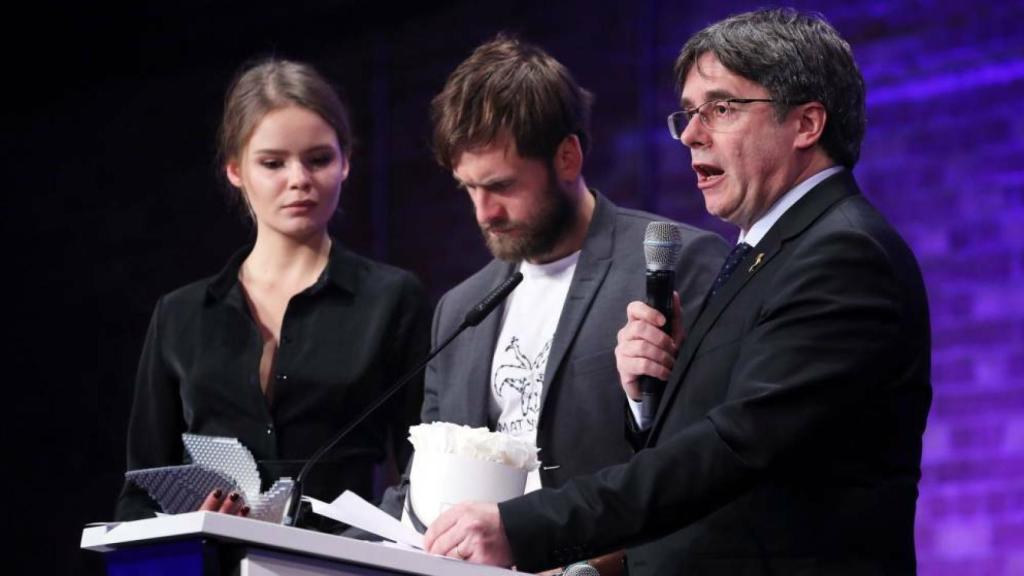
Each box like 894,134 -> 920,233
81,512 -> 520,576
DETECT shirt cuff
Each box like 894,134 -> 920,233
627,396 -> 652,431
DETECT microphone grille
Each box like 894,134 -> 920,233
644,221 -> 683,270
563,562 -> 600,576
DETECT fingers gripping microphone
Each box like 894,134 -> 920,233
281,272 -> 524,527
640,222 -> 683,424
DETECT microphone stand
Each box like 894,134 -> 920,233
281,272 -> 524,527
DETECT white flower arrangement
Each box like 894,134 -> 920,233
408,422 -> 540,472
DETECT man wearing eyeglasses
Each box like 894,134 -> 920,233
424,8 -> 931,575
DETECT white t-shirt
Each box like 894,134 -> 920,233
489,251 -> 580,492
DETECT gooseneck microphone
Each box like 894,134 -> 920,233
281,272 -> 524,527
639,222 -> 683,425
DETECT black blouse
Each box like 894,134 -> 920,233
115,240 -> 429,526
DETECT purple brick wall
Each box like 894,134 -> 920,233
847,3 -> 1024,573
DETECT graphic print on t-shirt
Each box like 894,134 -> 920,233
493,337 -> 551,432
489,251 -> 579,493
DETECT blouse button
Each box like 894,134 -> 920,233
276,373 -> 288,382
266,425 -> 274,435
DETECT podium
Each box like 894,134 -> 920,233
81,512 -> 519,575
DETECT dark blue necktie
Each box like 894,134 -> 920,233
709,242 -> 753,298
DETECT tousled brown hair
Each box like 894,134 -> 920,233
431,34 -> 593,169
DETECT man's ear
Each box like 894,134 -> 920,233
793,102 -> 827,151
553,134 -> 584,182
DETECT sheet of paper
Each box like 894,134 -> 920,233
83,522 -> 121,532
304,491 -> 424,549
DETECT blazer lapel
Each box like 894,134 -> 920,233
540,192 -> 616,409
646,247 -> 769,441
647,171 -> 860,444
462,262 -> 518,428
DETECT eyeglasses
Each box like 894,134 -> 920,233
667,98 -> 775,138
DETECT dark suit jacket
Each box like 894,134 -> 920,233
500,172 -> 932,575
376,191 -> 728,518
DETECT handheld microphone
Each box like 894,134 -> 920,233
639,222 -> 683,424
562,562 -> 599,576
281,272 -> 524,527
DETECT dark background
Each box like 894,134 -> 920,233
6,1 -> 1022,574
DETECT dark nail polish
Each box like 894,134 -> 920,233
229,492 -> 240,502
213,489 -> 223,499
241,505 -> 251,516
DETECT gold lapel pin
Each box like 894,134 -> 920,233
748,253 -> 765,273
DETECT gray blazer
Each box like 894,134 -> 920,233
377,191 -> 728,520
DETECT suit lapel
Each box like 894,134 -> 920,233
540,192 -> 616,410
462,262 -> 518,427
646,246 -> 770,439
647,171 -> 860,444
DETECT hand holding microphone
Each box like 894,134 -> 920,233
615,222 -> 683,426
615,295 -> 683,398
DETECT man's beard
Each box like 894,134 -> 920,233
480,175 -> 577,262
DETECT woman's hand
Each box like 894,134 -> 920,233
198,488 -> 250,516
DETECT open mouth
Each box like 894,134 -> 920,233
693,163 -> 724,181
692,163 -> 725,188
